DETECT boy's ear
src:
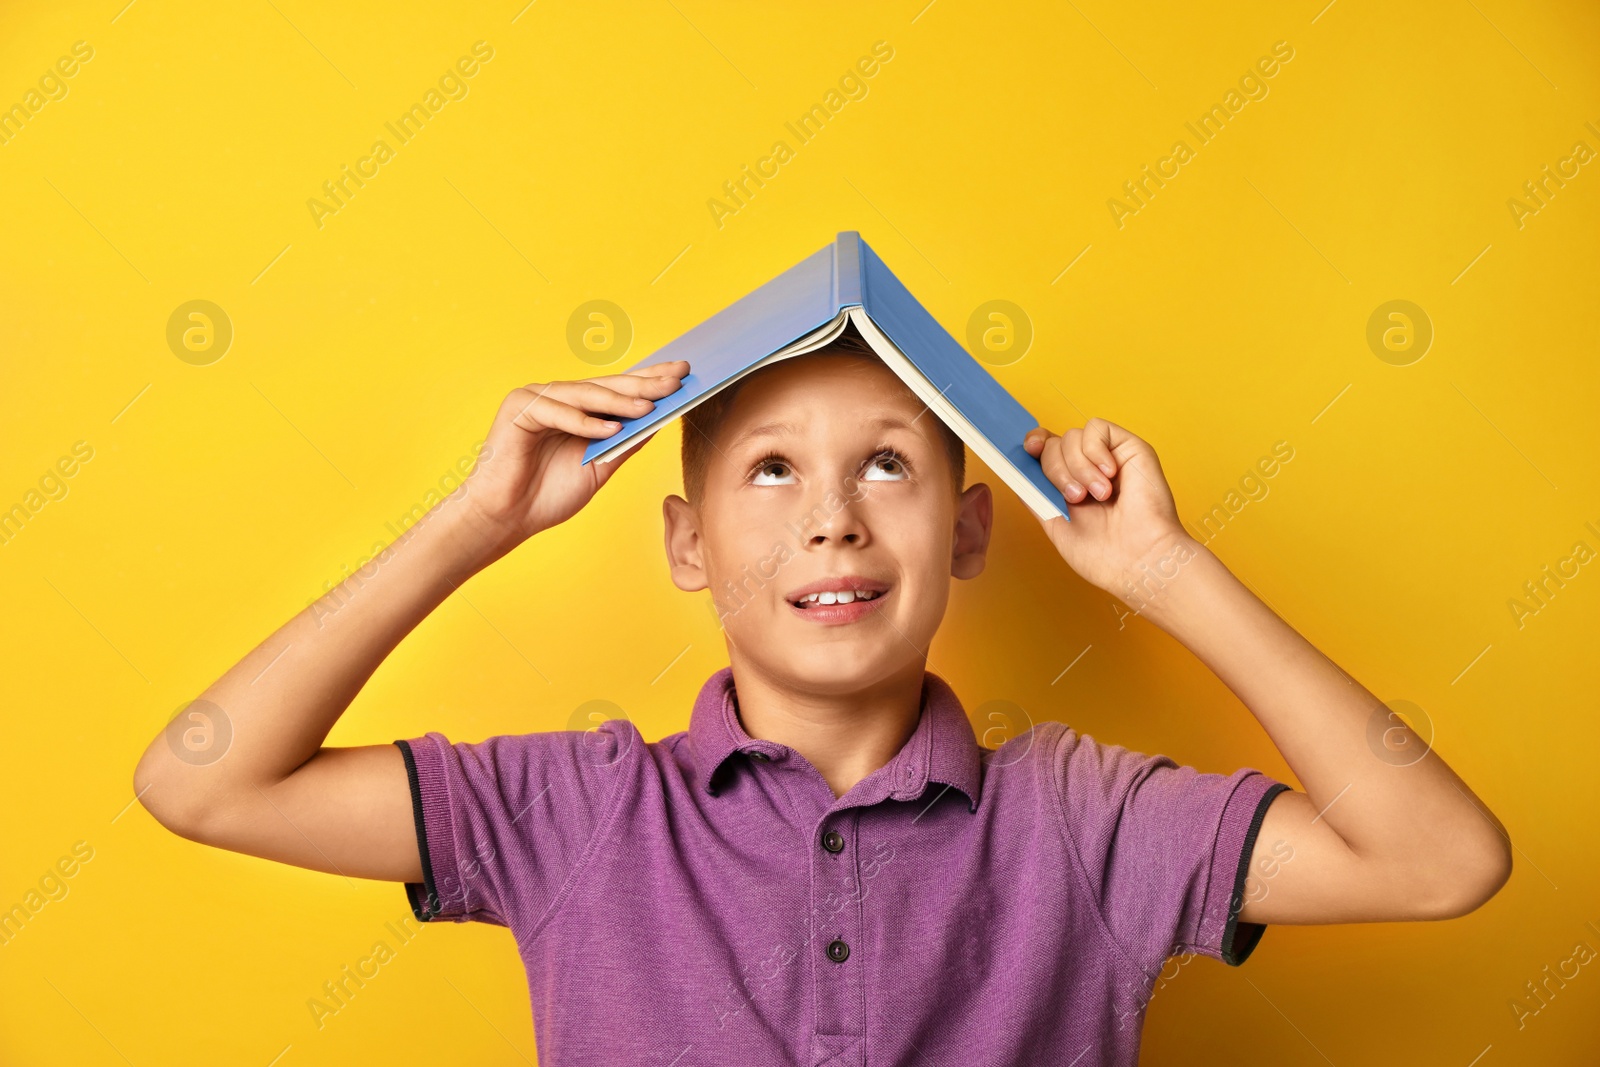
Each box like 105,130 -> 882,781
662,494 -> 709,592
951,482 -> 993,581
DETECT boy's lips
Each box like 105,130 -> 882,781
784,576 -> 892,626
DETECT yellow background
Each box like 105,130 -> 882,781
2,1 -> 1597,1063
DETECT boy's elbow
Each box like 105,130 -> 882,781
1424,833 -> 1514,920
132,746 -> 211,842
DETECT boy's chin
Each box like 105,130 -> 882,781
767,647 -> 918,695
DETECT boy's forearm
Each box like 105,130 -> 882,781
1125,532 -> 1507,864
136,492 -> 503,815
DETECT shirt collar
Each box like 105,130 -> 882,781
687,665 -> 983,813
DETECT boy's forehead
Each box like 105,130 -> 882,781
739,412 -> 927,448
686,351 -> 963,502
721,353 -> 918,430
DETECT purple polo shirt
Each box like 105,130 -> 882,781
394,666 -> 1288,1065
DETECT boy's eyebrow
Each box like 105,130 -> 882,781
742,415 -> 923,441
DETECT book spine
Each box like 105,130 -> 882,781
834,230 -> 864,310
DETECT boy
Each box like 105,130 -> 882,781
135,328 -> 1511,1065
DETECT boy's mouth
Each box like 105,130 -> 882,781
785,577 -> 892,624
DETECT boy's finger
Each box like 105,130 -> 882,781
537,379 -> 660,420
1036,436 -> 1085,502
576,369 -> 687,397
1023,426 -> 1054,455
1063,439 -> 1109,501
1026,429 -> 1091,502
625,359 -> 690,380
580,366 -> 689,401
510,391 -> 623,439
1079,418 -> 1118,479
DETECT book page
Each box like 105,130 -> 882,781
847,307 -> 1063,521
587,310 -> 852,464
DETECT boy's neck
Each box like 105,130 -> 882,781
725,656 -> 928,800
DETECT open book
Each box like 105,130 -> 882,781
580,231 -> 1070,521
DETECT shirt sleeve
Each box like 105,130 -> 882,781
1050,724 -> 1291,973
393,721 -> 637,930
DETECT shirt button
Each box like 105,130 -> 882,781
822,830 -> 845,853
826,939 -> 850,963
749,751 -> 769,762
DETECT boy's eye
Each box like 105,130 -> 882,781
747,448 -> 910,485
751,459 -> 795,485
862,451 -> 908,481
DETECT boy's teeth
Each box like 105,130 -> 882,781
796,589 -> 880,607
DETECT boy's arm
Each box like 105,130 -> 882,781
132,499 -> 490,882
1024,419 -> 1513,925
132,365 -> 687,882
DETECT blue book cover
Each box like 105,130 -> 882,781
581,232 -> 1069,521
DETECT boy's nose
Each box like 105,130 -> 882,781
803,497 -> 869,547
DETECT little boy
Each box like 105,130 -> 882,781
135,328 -> 1511,1065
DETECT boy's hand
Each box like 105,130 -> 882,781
1023,418 -> 1189,601
460,359 -> 690,554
